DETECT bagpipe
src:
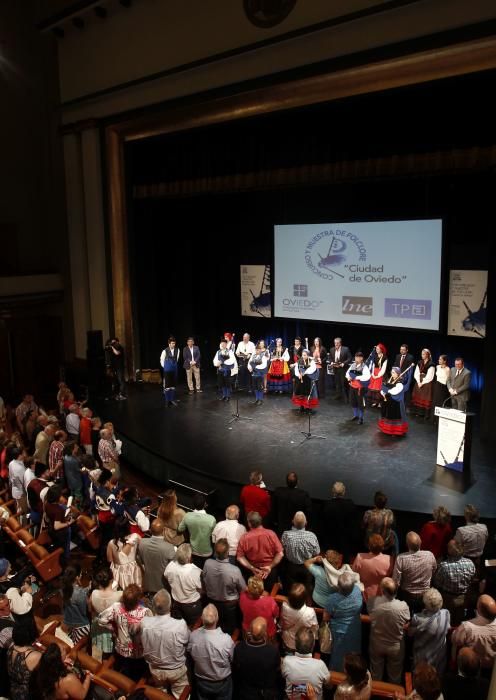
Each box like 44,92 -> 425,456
381,363 -> 415,400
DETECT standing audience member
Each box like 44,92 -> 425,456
212,505 -> 246,564
177,493 -> 216,569
368,577 -> 410,685
239,577 -> 279,639
233,616 -> 281,700
98,427 -> 120,477
237,511 -> 284,591
352,535 -> 392,602
280,582 -> 318,653
33,424 -> 55,466
325,572 -> 363,672
89,566 -> 122,659
321,481 -> 357,560
334,653 -> 372,700
393,532 -> 437,612
202,539 -> 246,634
406,661 -> 443,700
454,504 -> 488,561
79,407 -> 93,455
363,491 -> 396,554
28,642 -> 90,700
7,620 -> 42,700
63,441 -> 83,505
272,471 -> 312,535
433,539 -> 475,625
281,511 -> 320,592
98,583 -> 152,680
65,403 -> 80,441
140,589 -> 190,699
451,594 -> 496,669
157,488 -> 186,546
281,627 -> 330,700
408,588 -> 451,676
137,518 -> 175,594
8,448 -> 27,524
48,429 -> 66,476
419,506 -> 453,560
188,604 -> 235,700
164,543 -> 203,626
240,470 -> 271,521
61,563 -> 90,643
304,550 -> 343,608
442,646 -> 490,700
107,516 -> 142,589
15,395 -> 38,435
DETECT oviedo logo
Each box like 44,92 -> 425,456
305,229 -> 367,280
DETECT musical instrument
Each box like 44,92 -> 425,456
381,363 -> 415,400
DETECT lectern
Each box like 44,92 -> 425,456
435,406 -> 474,474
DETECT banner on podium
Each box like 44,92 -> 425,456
435,406 -> 466,472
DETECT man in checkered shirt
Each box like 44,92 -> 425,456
392,531 -> 436,612
434,539 -> 476,624
281,511 -> 320,593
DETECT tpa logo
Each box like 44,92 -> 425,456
342,296 -> 373,316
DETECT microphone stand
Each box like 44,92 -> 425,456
298,380 -> 326,445
228,392 -> 253,424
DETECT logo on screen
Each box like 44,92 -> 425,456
342,296 -> 373,316
385,298 -> 432,320
293,284 -> 308,297
305,229 -> 367,280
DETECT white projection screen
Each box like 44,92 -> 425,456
274,220 -> 443,330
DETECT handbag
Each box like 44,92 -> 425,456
318,620 -> 332,654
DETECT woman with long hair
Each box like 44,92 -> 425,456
89,566 -> 122,659
107,516 -> 142,589
367,344 -> 388,408
28,642 -> 91,700
310,337 -> 327,398
157,488 -> 186,546
61,563 -> 90,644
7,620 -> 42,700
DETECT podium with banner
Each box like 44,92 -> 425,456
435,406 -> 474,474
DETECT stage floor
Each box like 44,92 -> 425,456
99,383 -> 495,517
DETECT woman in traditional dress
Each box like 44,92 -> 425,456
248,341 -> 269,405
367,343 -> 388,407
292,349 -> 319,413
431,354 -> 451,424
267,338 -> 291,394
411,348 -> 435,419
378,366 -> 409,436
310,337 -> 327,398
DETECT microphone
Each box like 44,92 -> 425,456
442,396 -> 452,408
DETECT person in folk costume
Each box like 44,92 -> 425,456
292,349 -> 319,413
411,348 -> 435,419
346,352 -> 371,424
236,332 -> 256,392
267,338 -> 292,394
310,337 -> 327,398
160,336 -> 181,407
214,339 -> 236,401
367,343 -> 388,407
289,337 -> 304,396
223,332 -> 239,385
249,341 -> 270,405
378,365 -> 412,436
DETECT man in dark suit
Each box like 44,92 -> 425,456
447,356 -> 471,411
394,344 -> 415,405
183,336 -> 202,394
327,337 -> 352,401
321,481 -> 357,561
272,471 -> 312,535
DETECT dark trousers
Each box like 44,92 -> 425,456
238,363 -> 252,391
114,654 -> 147,682
334,367 -> 348,400
115,366 -> 126,395
196,675 -> 232,700
192,553 -> 210,570
172,599 -> 203,627
208,599 -> 239,635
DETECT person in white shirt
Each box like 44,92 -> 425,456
164,543 -> 203,627
65,403 -> 80,440
236,333 -> 255,391
455,504 -> 488,559
8,447 -> 28,523
280,583 -> 318,652
211,505 -> 246,564
282,627 -> 330,700
23,456 -> 36,493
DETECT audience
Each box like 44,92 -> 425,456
187,603 -> 235,700
442,646 -> 490,700
89,566 -> 122,658
272,471 -> 312,535
454,504 -> 488,560
281,627 -> 329,700
239,576 -> 279,639
61,563 -> 90,643
137,518 -> 175,594
7,619 -> 42,700
305,550 -> 342,607
237,511 -> 284,591
107,516 -> 142,589
325,571 -> 363,672
177,492 -> 216,569
211,504 -> 246,564
420,506 -> 453,560
352,534 -> 392,602
321,481 -> 357,559
368,577 -> 410,685
451,593 -> 496,668
29,642 -> 91,700
140,588 -> 190,698
408,588 -> 451,675
157,487 -> 186,546
362,491 -> 396,553
280,582 -> 318,653
393,532 -> 437,612
232,616 -> 280,699
433,538 -> 475,624
240,470 -> 271,521
202,538 -> 246,634
281,511 -> 320,591
407,661 -> 443,700
164,543 -> 203,626
334,652 -> 372,700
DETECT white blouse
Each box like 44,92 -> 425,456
435,365 -> 450,385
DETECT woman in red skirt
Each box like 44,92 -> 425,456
411,348 -> 435,419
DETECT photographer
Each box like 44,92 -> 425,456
105,337 -> 127,401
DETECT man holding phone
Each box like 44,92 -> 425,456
282,627 -> 330,699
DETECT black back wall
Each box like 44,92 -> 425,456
126,70 -> 495,426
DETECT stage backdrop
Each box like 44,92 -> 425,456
241,264 -> 271,318
447,269 -> 487,339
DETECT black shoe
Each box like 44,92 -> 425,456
349,416 -> 358,422
167,401 -> 172,407
170,400 -> 178,407
257,400 -> 263,406
189,391 -> 194,395
358,418 -> 363,424
299,406 -> 305,413
249,400 -> 258,405
225,397 -> 230,402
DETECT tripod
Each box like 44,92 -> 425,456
228,395 -> 253,424
298,381 -> 326,445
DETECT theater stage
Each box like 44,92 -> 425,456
97,383 -> 494,518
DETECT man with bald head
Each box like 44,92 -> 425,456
137,518 -> 175,594
188,603 -> 235,699
281,511 -> 320,592
442,646 -> 490,699
452,594 -> 496,669
233,616 -> 281,698
202,538 -> 246,634
211,505 -> 246,564
368,577 -> 410,684
392,531 -> 436,612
